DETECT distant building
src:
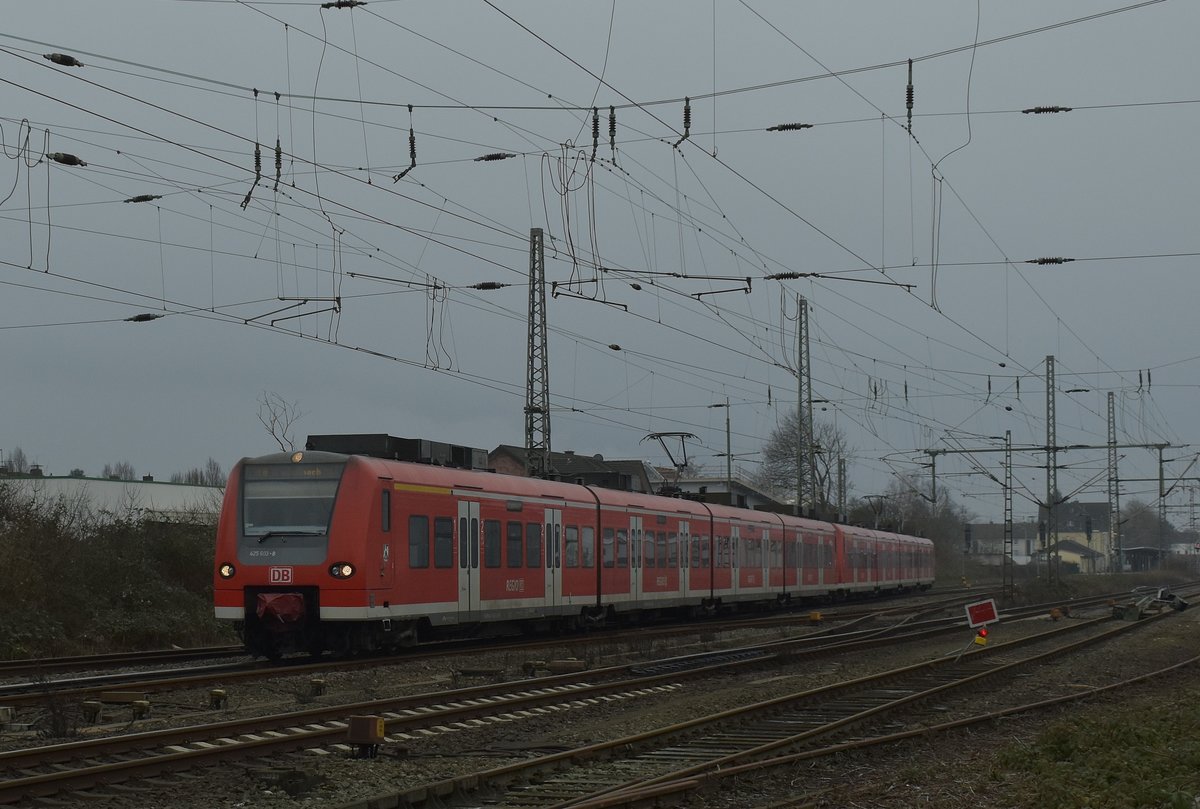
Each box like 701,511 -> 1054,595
488,444 -> 790,511
0,473 -> 223,524
967,501 -> 1114,573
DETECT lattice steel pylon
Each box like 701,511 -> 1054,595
1003,430 -> 1014,599
1045,355 -> 1058,584
1108,392 -> 1121,571
524,228 -> 551,479
796,295 -> 814,516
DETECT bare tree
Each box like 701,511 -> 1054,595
102,461 -> 137,481
5,446 -> 30,474
257,391 -> 304,452
170,457 -> 226,486
754,412 -> 851,511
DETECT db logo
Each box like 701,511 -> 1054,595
269,567 -> 293,584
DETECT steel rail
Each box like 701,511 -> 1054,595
336,610 -> 1180,809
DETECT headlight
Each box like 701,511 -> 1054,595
218,563 -> 236,579
329,562 -> 355,579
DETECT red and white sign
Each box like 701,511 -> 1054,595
269,566 -> 294,584
965,598 -> 999,628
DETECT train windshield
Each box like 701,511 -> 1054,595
242,462 -> 344,537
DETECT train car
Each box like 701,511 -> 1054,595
213,448 -> 935,658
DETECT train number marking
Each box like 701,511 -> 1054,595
269,566 -> 294,584
505,579 -> 525,592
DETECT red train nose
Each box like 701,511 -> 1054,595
256,592 -> 306,630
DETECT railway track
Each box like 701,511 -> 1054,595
0,645 -> 245,678
0,588 -> 992,708
335,610 -> 1185,809
0,589 -> 1166,806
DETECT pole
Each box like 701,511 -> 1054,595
1158,445 -> 1166,569
837,457 -> 847,523
724,397 -> 732,504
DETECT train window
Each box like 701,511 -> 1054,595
616,529 -> 629,568
581,526 -> 595,567
701,537 -> 711,567
242,464 -> 342,537
555,523 -> 562,569
691,537 -> 701,568
565,526 -> 579,567
644,531 -> 655,568
408,515 -> 430,568
717,537 -> 728,568
668,532 -> 678,567
526,523 -> 542,568
506,522 -> 523,568
434,518 -> 454,568
459,517 -> 468,569
483,520 -> 501,568
603,528 -> 615,568
656,533 -> 667,568
381,489 -> 391,533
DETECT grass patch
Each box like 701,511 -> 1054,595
992,680 -> 1200,808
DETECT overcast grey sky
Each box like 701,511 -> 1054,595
2,1 -> 1197,523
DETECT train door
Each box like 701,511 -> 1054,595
545,509 -> 562,610
760,527 -> 771,593
377,485 -> 395,589
629,515 -> 644,602
457,500 -> 481,617
679,521 -> 691,594
724,520 -> 734,595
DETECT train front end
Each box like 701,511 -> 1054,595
213,450 -> 349,658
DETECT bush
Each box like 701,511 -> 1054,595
0,483 -> 235,658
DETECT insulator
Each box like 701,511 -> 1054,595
254,142 -> 262,177
766,271 -> 802,280
274,139 -> 282,177
608,344 -> 621,351
906,58 -> 914,133
609,106 -> 616,141
471,281 -> 506,290
44,52 -> 83,67
408,129 -> 416,161
474,152 -> 516,162
123,194 -> 163,203
766,123 -> 812,132
591,107 -> 600,161
48,152 -> 87,167
1027,257 -> 1074,265
672,98 -> 692,147
321,0 -> 365,8
1021,106 -> 1073,114
124,312 -> 164,322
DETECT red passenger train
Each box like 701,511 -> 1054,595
213,448 -> 936,658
